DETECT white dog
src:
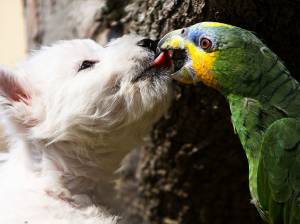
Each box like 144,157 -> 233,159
0,35 -> 172,223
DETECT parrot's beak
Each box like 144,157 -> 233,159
157,31 -> 196,84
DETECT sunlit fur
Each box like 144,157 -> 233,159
0,35 -> 172,223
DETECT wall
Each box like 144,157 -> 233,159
0,0 -> 26,66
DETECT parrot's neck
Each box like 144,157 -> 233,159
247,60 -> 300,117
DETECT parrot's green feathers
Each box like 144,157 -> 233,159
159,22 -> 300,223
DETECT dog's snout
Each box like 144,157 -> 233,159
137,39 -> 158,52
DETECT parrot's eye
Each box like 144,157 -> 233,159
199,37 -> 213,51
181,28 -> 186,34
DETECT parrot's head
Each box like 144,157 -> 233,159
158,22 -> 278,96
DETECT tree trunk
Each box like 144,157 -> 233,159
24,0 -> 300,223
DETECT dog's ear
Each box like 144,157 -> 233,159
0,67 -> 30,105
0,66 -> 38,127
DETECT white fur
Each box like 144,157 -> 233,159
0,35 -> 172,223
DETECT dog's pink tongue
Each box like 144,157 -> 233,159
151,51 -> 172,68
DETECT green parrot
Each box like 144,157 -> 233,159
157,22 -> 300,223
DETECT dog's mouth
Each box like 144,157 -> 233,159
132,49 -> 187,82
132,51 -> 174,83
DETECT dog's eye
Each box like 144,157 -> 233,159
78,60 -> 98,72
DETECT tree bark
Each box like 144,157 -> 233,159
24,0 -> 300,223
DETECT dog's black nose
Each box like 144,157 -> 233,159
137,39 -> 158,52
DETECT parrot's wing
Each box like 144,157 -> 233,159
258,118 -> 300,223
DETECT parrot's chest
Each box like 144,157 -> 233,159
229,97 -> 266,155
228,95 -> 285,201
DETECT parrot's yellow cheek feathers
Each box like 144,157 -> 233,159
159,36 -> 218,88
185,42 -> 218,88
